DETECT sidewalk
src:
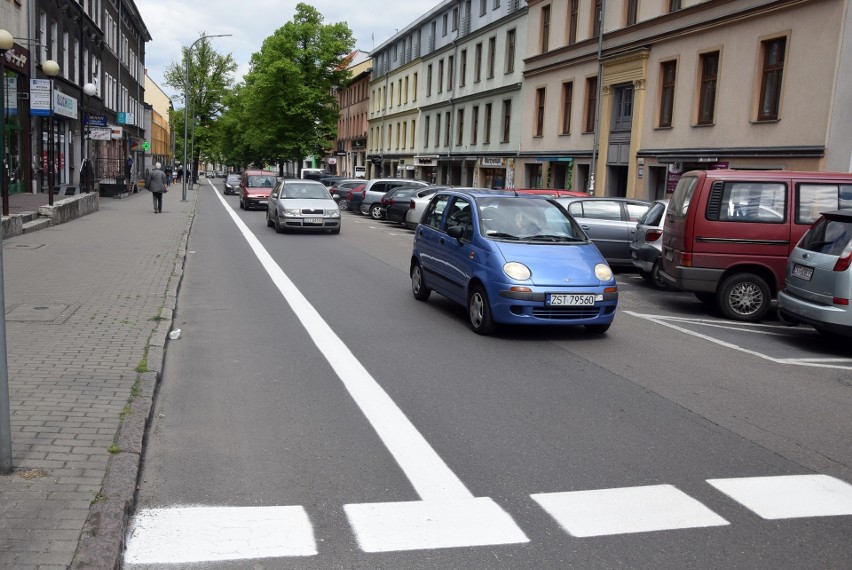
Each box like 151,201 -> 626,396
0,186 -> 199,568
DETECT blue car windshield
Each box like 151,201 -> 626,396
477,197 -> 586,242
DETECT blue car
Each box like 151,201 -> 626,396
410,189 -> 618,335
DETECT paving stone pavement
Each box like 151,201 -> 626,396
0,186 -> 198,569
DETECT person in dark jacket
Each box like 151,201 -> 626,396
145,162 -> 169,213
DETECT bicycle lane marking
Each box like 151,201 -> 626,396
624,311 -> 852,371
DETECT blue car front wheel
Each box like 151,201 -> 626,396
468,285 -> 496,335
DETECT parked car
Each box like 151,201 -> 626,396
629,199 -> 670,288
328,180 -> 367,211
266,179 -> 341,234
411,189 -> 618,335
239,170 -> 278,210
385,186 -> 440,223
554,196 -> 651,267
777,209 -> 852,337
318,175 -> 346,188
359,179 -> 429,220
660,169 -> 852,321
406,187 -> 453,230
382,186 -> 434,224
514,188 -> 588,198
224,173 -> 241,195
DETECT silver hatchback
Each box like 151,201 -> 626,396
778,209 -> 852,337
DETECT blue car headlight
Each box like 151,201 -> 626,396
503,262 -> 532,281
595,263 -> 613,281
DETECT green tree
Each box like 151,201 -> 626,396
239,3 -> 354,174
163,35 -> 237,178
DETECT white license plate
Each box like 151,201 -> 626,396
304,217 -> 323,224
664,248 -> 674,261
549,294 -> 595,306
792,263 -> 813,281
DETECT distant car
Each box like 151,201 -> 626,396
554,196 -> 651,267
385,186 -> 440,224
778,209 -> 852,337
411,189 -> 617,335
328,180 -> 367,211
266,179 -> 341,234
629,199 -> 670,288
224,174 -> 241,195
205,170 -> 214,177
359,179 -> 429,220
383,186 -> 435,225
318,175 -> 346,188
239,170 -> 278,210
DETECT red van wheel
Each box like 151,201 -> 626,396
717,273 -> 771,322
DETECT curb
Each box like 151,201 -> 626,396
69,188 -> 199,569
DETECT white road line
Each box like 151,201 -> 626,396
531,485 -> 729,537
125,506 -> 316,564
707,475 -> 852,519
625,311 -> 852,370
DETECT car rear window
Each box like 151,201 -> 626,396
669,176 -> 698,219
248,176 -> 276,187
798,216 -> 852,255
639,202 -> 666,226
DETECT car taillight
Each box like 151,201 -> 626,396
346,191 -> 354,200
646,229 -> 663,241
388,199 -> 395,206
832,240 -> 852,272
409,199 -> 416,210
833,297 -> 849,305
680,252 -> 693,267
361,190 -> 366,198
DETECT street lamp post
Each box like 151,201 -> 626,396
42,60 -> 60,206
182,33 -> 230,202
81,82 -> 96,193
0,27 -> 14,474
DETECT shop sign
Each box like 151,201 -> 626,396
85,113 -> 107,127
480,157 -> 504,168
328,158 -> 337,165
29,79 -> 51,116
110,126 -> 124,140
415,156 -> 437,167
710,161 -> 729,170
3,46 -> 30,74
89,127 -> 112,141
4,77 -> 17,114
54,91 -> 77,119
117,112 -> 135,125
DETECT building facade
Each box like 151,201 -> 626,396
522,0 -> 852,198
144,73 -> 172,169
333,50 -> 371,178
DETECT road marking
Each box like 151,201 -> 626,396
174,189 -> 526,553
531,485 -> 729,537
125,506 -> 316,564
707,475 -> 852,519
625,311 -> 852,370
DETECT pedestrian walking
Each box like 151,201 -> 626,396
145,162 -> 169,213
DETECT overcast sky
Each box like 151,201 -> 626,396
137,0 -> 439,102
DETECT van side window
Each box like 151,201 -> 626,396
669,176 -> 698,219
709,182 -> 786,223
796,184 -> 852,225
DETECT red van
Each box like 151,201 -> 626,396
660,170 -> 852,321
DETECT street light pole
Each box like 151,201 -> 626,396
0,27 -> 14,474
81,82 -> 96,193
182,33 -> 230,202
42,60 -> 60,207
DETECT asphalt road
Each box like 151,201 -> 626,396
126,180 -> 852,569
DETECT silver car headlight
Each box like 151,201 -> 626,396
326,209 -> 341,218
595,263 -> 613,281
283,208 -> 301,216
504,262 -> 532,281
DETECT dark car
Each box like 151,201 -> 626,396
224,173 -> 241,195
383,186 -> 435,225
328,180 -> 366,211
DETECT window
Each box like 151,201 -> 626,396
435,113 -> 442,147
413,73 -> 418,101
612,84 -> 634,131
797,184 -> 852,224
427,65 -> 433,96
447,55 -> 454,90
443,13 -> 448,36
501,99 -> 512,142
758,37 -> 786,121
445,111 -> 452,146
472,106 -> 479,144
506,29 -> 516,73
404,77 -> 409,103
669,0 -> 681,11
452,7 -> 459,31
460,50 -> 467,87
561,81 -> 573,134
487,36 -> 496,78
585,76 -> 598,132
424,116 -> 431,147
626,0 -> 638,26
569,0 -> 579,44
438,59 -> 444,93
484,103 -> 492,143
474,43 -> 483,82
480,0 -> 487,16
411,119 -> 416,148
535,88 -> 546,137
494,0 -> 501,7
541,5 -> 551,53
659,61 -> 677,127
424,194 -> 450,229
457,109 -> 465,146
706,182 -> 787,223
698,51 -> 719,125
389,85 -> 394,107
593,0 -> 603,38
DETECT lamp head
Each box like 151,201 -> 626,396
83,82 -> 97,96
42,59 -> 60,77
0,29 -> 13,52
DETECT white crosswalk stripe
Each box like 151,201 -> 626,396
707,474 -> 852,519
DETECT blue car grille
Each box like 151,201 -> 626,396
531,306 -> 601,320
